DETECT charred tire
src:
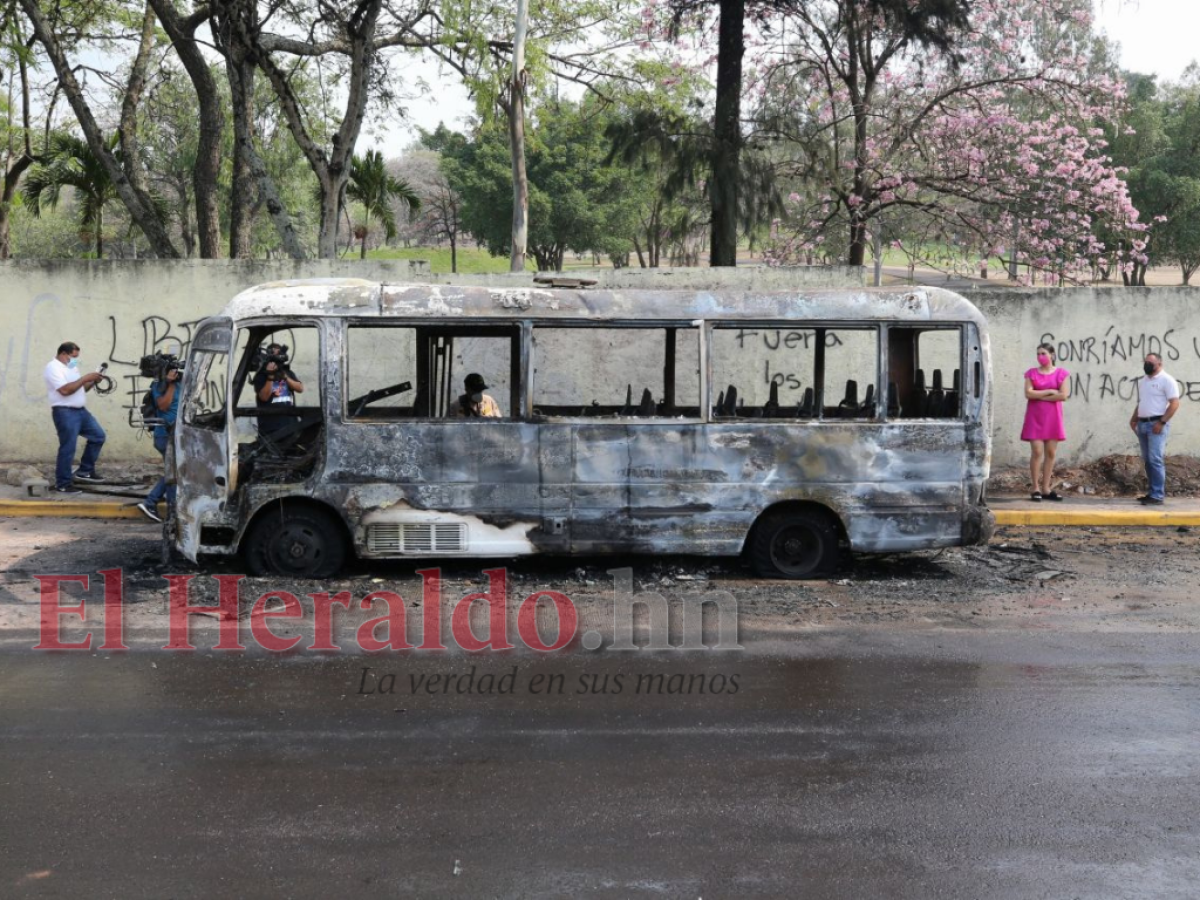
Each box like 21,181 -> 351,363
750,509 -> 840,579
244,505 -> 347,578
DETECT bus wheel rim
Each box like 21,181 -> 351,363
272,524 -> 324,573
770,524 -> 821,575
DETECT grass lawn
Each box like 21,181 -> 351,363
363,245 -> 536,274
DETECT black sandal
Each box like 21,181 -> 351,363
1031,491 -> 1042,501
1043,491 -> 1063,501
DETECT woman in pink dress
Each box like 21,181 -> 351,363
1021,343 -> 1071,500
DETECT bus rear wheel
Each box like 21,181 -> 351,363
750,509 -> 840,579
245,505 -> 347,578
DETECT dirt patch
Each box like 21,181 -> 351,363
989,453 -> 1200,498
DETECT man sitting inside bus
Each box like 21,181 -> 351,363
454,373 -> 502,418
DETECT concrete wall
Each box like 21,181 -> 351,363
968,286 -> 1200,466
2,261 -> 1197,468
0,260 -> 428,464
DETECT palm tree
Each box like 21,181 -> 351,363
22,133 -> 120,258
345,150 -> 421,259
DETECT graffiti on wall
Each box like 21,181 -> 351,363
0,298 -> 224,426
1039,330 -> 1200,405
103,314 -> 218,425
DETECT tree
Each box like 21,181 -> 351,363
394,144 -> 466,271
23,133 -> 124,258
209,0 -> 314,259
606,102 -> 782,266
759,0 -> 1144,281
345,149 -> 420,258
0,7 -> 46,260
640,0 -> 969,266
140,67 -> 204,257
1117,70 -> 1200,285
504,0 -> 531,272
145,0 -> 224,258
18,0 -> 180,257
411,0 -> 635,270
446,100 -> 643,271
231,0 -> 431,259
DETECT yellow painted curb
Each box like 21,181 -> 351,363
0,500 -> 160,519
994,509 -> 1200,527
2,500 -> 1195,528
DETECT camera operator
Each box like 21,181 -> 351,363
253,343 -> 304,436
136,365 -> 180,524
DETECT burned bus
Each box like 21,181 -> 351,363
172,279 -> 994,578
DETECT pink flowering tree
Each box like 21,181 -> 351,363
637,0 -> 968,266
753,0 -> 1147,281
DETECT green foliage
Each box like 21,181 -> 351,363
433,0 -> 629,123
1116,70 -> 1200,283
346,149 -> 421,244
22,133 -> 123,257
438,98 -> 650,270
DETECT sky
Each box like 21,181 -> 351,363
1093,0 -> 1199,82
364,0 -> 1200,159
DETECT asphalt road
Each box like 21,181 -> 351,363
3,631 -> 1199,899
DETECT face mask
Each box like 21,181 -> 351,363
470,392 -> 483,403
1143,362 -> 1157,376
1037,354 -> 1050,365
68,357 -> 79,369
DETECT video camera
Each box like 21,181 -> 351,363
250,344 -> 291,379
132,352 -> 183,430
138,351 -> 184,381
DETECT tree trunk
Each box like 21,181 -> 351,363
211,0 -> 268,258
710,0 -> 745,267
848,219 -> 867,266
633,235 -> 646,268
118,4 -> 156,202
0,156 -> 33,260
0,204 -> 11,260
316,174 -> 345,259
225,45 -> 256,257
174,181 -> 195,257
506,0 -> 531,273
249,0 -> 381,259
20,0 -> 180,258
96,207 -> 104,259
229,66 -> 302,258
360,231 -> 367,260
450,233 -> 458,273
147,0 -> 223,259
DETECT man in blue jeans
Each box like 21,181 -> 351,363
43,341 -> 108,494
1129,352 -> 1181,505
136,366 -> 181,523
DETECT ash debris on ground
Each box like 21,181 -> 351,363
5,518 -> 1200,634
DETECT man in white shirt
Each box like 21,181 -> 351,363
1128,352 -> 1181,505
43,341 -> 108,495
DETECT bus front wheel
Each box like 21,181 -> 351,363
244,505 -> 347,578
750,509 -> 840,579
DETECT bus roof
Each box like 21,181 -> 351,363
219,278 -> 987,325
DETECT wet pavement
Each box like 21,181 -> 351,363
2,634 -> 1199,898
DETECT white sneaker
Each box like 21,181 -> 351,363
136,502 -> 163,523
